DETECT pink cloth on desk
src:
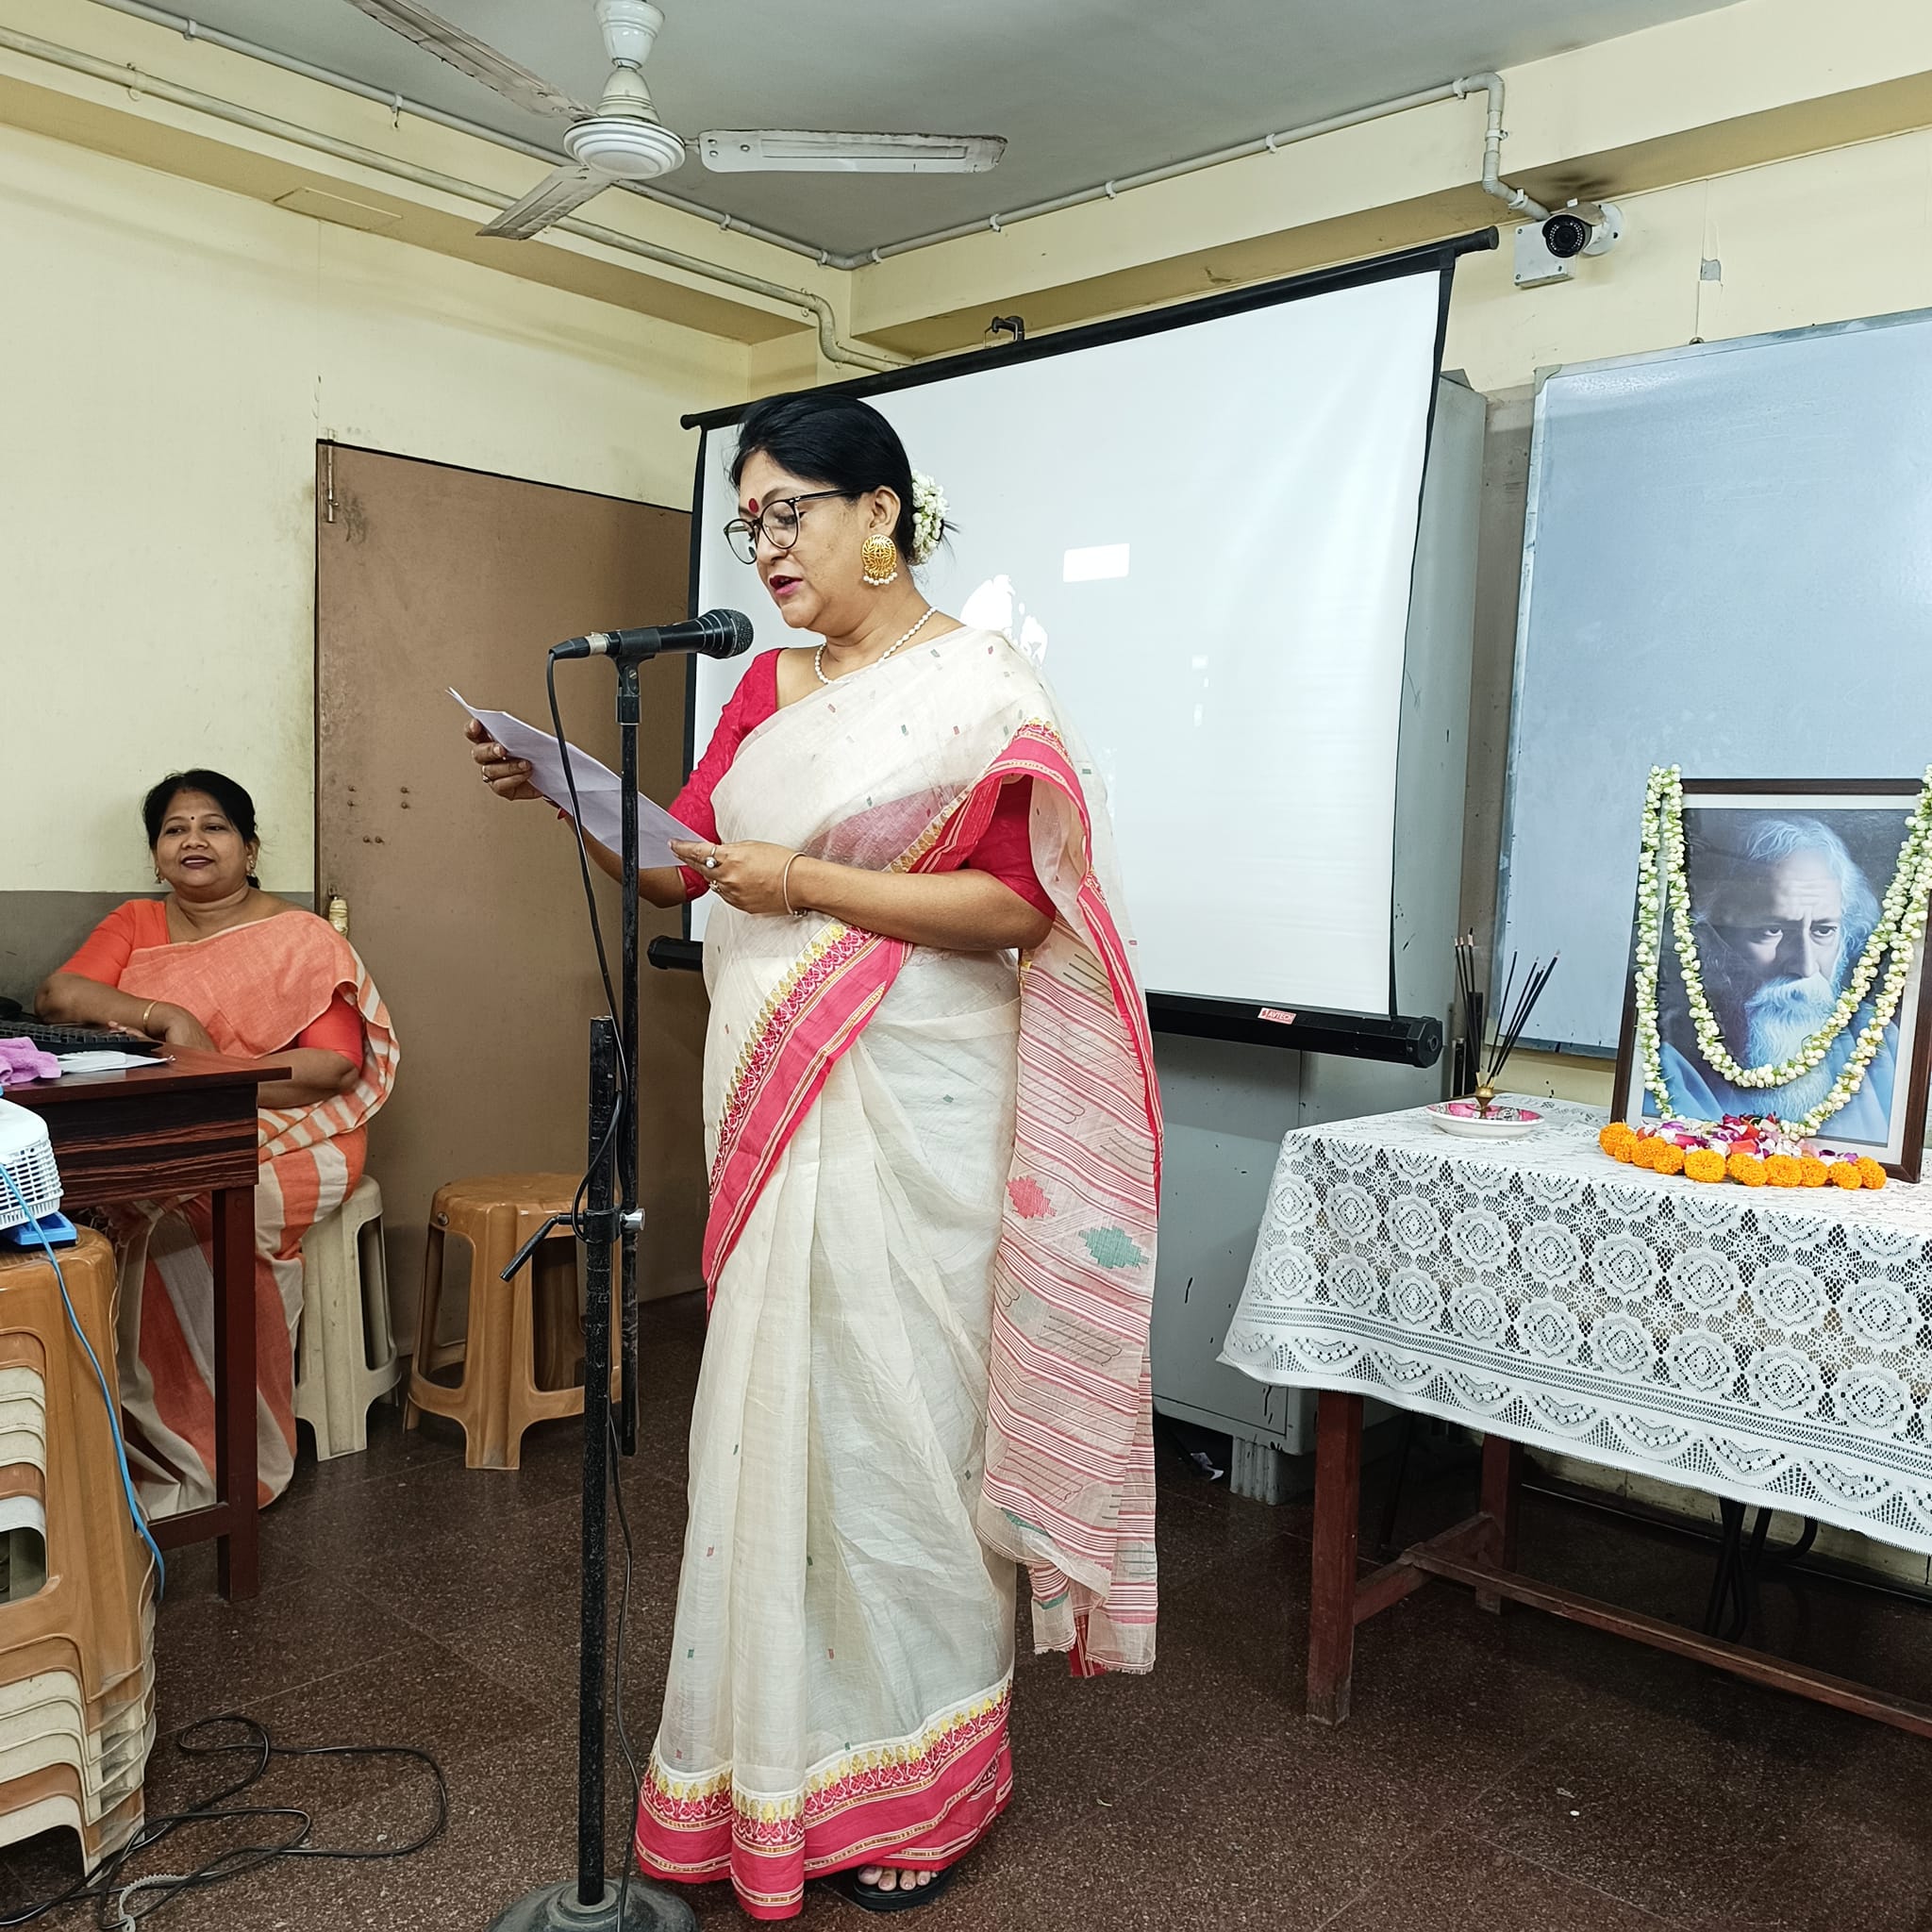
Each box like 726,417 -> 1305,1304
0,1038 -> 61,1087
671,649 -> 1056,920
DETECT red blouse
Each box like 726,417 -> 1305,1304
670,651 -> 1054,921
61,899 -> 365,1060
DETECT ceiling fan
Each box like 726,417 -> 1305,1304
345,0 -> 1007,241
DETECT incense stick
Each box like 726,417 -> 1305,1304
1454,933 -> 1482,1098
1451,936 -> 1559,1111
1486,954 -> 1559,1094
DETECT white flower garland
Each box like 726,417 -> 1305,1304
1632,764 -> 1932,1138
909,472 -> 947,566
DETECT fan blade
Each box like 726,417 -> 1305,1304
343,0 -> 594,119
479,163 -> 606,240
698,130 -> 1006,175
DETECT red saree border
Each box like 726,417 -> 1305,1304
635,1682 -> 1012,1922
701,923 -> 905,1287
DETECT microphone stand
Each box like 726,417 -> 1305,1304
488,653 -> 691,1932
618,658 -> 641,1459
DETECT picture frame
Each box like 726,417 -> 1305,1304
1611,779 -> 1932,1181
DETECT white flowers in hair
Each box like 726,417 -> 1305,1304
1631,763 -> 1932,1139
909,472 -> 947,566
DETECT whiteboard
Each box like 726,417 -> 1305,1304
1498,308 -> 1932,1053
688,258 -> 1454,1015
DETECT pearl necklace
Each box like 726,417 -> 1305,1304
814,607 -> 934,687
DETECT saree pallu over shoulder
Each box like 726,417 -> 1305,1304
115,910 -> 399,1146
703,629 -> 1162,1674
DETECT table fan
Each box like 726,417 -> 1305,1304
0,1099 -> 75,1249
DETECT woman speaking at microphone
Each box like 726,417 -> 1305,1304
467,391 -> 1159,1921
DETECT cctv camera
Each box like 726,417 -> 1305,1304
1541,199 -> 1622,260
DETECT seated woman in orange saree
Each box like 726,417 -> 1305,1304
38,770 -> 397,1516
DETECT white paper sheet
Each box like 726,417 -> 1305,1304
54,1051 -> 161,1073
451,691 -> 701,867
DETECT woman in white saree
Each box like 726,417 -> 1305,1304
470,392 -> 1160,1921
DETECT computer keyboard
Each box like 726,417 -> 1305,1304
0,1020 -> 164,1057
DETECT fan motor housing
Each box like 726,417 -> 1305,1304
565,117 -> 686,180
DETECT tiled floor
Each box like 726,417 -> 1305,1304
6,1300 -> 1932,1930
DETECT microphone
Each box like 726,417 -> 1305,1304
551,608 -> 755,661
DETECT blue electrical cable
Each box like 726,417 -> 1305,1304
0,1157 -> 166,1595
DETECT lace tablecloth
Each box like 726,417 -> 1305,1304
1220,1098 -> 1932,1555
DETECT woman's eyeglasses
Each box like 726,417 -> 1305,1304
722,491 -> 850,565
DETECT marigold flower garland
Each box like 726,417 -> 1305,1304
1599,1116 -> 1887,1190
1631,764 -> 1932,1138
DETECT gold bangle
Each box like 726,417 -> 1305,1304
141,1000 -> 157,1036
781,854 -> 802,917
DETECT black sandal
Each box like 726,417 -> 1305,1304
829,1865 -> 957,1913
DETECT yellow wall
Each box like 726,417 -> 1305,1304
9,0 -> 1932,953
2,118 -> 746,895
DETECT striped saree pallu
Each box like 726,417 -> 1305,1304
635,627 -> 1160,1921
111,913 -> 398,1516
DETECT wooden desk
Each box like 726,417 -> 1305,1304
8,1049 -> 286,1599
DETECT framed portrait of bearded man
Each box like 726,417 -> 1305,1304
1612,780 -> 1932,1180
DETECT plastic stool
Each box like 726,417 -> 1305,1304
405,1174 -> 600,1471
295,1176 -> 401,1461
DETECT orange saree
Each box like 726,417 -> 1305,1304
100,912 -> 397,1515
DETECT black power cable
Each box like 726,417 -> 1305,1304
543,651 -> 629,1091
0,1716 -> 447,1928
543,649 -> 639,1271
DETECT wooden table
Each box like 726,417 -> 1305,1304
8,1049 -> 286,1599
1306,1399 -> 1932,1737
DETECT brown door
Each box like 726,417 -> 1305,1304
314,443 -> 707,1348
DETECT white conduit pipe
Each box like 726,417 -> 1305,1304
85,0 -> 834,263
3,21 -> 904,372
830,70 -> 1547,267
1456,71 -> 1551,222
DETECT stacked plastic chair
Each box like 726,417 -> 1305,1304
0,1230 -> 156,1870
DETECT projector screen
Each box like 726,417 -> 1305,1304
687,245 -> 1468,1017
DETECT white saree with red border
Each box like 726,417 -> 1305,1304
633,626 -> 1161,1921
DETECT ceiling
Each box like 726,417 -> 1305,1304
106,0 -> 1741,258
